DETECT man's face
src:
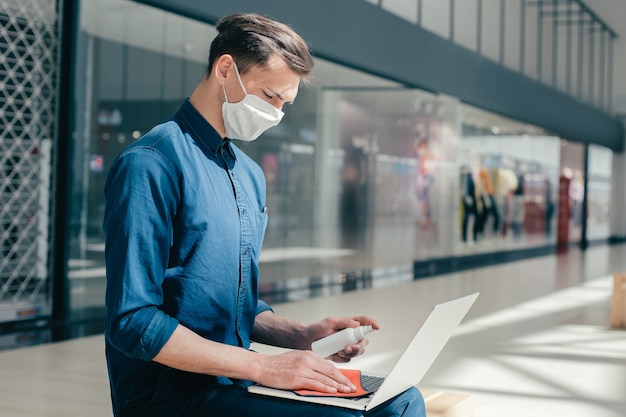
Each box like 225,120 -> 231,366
224,54 -> 301,111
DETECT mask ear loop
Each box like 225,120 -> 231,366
232,62 -> 248,94
222,61 -> 247,104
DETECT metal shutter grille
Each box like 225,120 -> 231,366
0,0 -> 58,319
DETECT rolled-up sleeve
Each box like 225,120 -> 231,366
103,146 -> 180,361
256,299 -> 273,316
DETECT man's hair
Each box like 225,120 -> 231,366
207,13 -> 314,79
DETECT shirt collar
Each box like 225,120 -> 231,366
174,99 -> 234,157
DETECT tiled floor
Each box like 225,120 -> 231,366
0,244 -> 625,417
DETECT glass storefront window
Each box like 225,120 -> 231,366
67,0 -> 592,315
587,145 -> 612,240
70,0 -> 213,319
458,105 -> 560,252
69,0 -> 403,315
315,88 -> 462,267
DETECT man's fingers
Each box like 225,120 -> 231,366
260,351 -> 356,393
312,358 -> 356,392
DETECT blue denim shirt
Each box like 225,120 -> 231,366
103,99 -> 272,415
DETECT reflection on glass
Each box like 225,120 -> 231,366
315,89 -> 462,267
70,0 -> 212,319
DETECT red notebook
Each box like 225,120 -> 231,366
294,369 -> 373,398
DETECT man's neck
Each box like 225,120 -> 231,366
189,77 -> 227,139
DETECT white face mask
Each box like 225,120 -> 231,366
222,63 -> 284,141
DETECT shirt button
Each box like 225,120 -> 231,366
244,249 -> 249,255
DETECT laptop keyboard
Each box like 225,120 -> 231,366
360,374 -> 385,393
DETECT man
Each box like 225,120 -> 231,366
104,13 -> 425,417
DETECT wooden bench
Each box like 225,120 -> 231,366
422,389 -> 473,417
611,273 -> 626,329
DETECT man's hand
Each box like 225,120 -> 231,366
251,311 -> 379,363
306,316 -> 380,363
256,350 -> 357,393
152,324 -> 361,391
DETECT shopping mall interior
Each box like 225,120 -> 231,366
0,1 -> 625,416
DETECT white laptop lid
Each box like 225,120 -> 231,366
366,292 -> 478,410
248,292 -> 479,411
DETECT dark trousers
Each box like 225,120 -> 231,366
120,382 -> 425,417
462,197 -> 478,242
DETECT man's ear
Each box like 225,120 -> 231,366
214,54 -> 234,85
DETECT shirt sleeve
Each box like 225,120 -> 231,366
255,299 -> 273,316
103,146 -> 180,361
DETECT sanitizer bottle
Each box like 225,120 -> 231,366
311,325 -> 374,358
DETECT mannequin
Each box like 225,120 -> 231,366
477,167 -> 499,238
494,168 -> 518,236
511,170 -> 525,236
460,165 -> 478,243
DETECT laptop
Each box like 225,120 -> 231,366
247,292 -> 479,411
